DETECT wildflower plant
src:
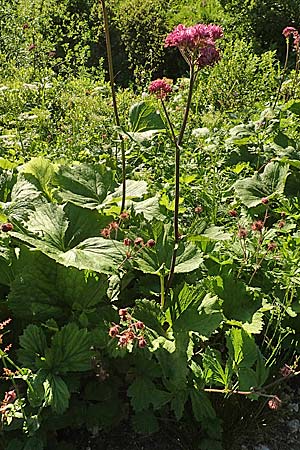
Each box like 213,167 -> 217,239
149,23 -> 223,294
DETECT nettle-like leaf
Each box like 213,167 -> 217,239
19,323 -> 92,375
212,274 -> 267,333
173,285 -> 223,337
55,163 -> 116,209
226,328 -> 258,369
190,389 -> 216,421
234,161 -> 289,207
202,348 -> 231,387
133,299 -> 165,335
44,374 -> 70,414
18,325 -> 48,368
152,332 -> 192,391
10,203 -> 125,274
43,323 -> 91,373
127,376 -> 171,412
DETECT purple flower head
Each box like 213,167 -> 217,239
165,23 -> 223,68
197,45 -> 220,68
149,78 -> 173,99
282,26 -> 297,38
207,24 -> 223,40
165,23 -> 223,50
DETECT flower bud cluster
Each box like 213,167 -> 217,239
101,221 -> 119,238
148,78 -> 173,99
109,309 -> 147,349
282,26 -> 300,50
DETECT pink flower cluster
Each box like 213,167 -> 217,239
109,309 -> 147,349
165,23 -> 223,68
148,78 -> 173,99
282,26 -> 300,50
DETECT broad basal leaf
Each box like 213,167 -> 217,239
10,203 -> 125,274
8,249 -> 108,321
129,101 -> 165,133
56,163 -> 116,209
20,157 -> 55,198
234,161 -> 289,207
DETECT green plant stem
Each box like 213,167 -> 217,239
292,48 -> 300,98
273,39 -> 289,108
165,65 -> 196,294
100,0 -> 126,213
160,275 -> 165,309
177,64 -> 195,146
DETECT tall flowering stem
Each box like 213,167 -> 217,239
157,23 -> 223,295
100,0 -> 126,213
274,26 -> 300,107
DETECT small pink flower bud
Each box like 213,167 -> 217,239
3,390 -> 16,404
194,206 -> 203,214
134,237 -> 144,246
268,396 -> 281,410
109,325 -> 120,338
261,197 -> 269,205
282,26 -> 297,39
101,227 -> 111,238
119,308 -> 129,319
1,223 -> 13,232
118,335 -> 128,347
109,221 -> 119,230
138,337 -> 147,348
278,220 -> 285,229
251,220 -> 264,232
237,227 -> 248,239
28,43 -> 36,51
123,238 -> 131,246
229,209 -> 238,217
146,239 -> 155,248
120,211 -> 130,220
135,321 -> 145,330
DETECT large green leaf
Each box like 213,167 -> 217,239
44,374 -> 70,414
173,290 -> 223,337
10,203 -> 125,274
133,222 -> 203,275
190,389 -> 216,421
56,163 -> 116,209
20,157 -> 55,199
212,274 -> 266,332
44,323 -> 91,373
8,250 -> 108,322
129,101 -> 165,133
128,376 -> 171,412
18,325 -> 47,368
226,328 -> 258,369
234,161 -> 289,207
